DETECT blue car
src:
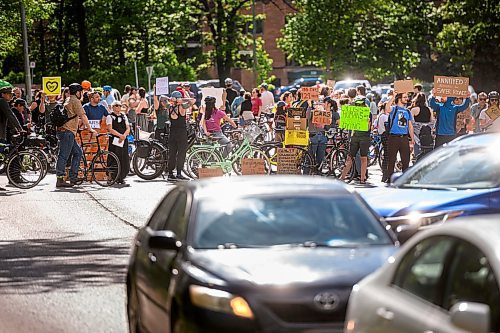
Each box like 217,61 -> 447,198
360,132 -> 500,242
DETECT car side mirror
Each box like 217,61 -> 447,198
450,302 -> 490,333
148,230 -> 182,251
390,172 -> 403,184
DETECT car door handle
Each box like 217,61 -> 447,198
148,252 -> 157,263
376,307 -> 394,321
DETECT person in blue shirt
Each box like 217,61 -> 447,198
429,89 -> 470,147
383,92 -> 414,182
102,85 -> 115,110
83,92 -> 109,126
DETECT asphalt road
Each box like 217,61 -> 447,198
0,166 -> 383,333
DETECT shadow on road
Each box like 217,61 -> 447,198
0,235 -> 131,294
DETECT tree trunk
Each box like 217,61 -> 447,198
73,0 -> 90,70
325,45 -> 333,79
62,12 -> 70,72
117,34 -> 125,66
38,21 -> 46,72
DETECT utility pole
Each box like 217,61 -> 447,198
252,0 -> 258,86
20,2 -> 32,103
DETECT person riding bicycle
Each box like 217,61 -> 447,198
166,90 -> 195,182
55,83 -> 96,188
201,96 -> 237,158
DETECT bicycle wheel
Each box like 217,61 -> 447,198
378,146 -> 385,170
28,148 -> 49,179
367,144 -> 378,167
6,151 -> 44,189
232,148 -> 272,175
330,148 -> 354,182
133,143 -> 167,180
296,148 -> 314,175
91,150 -> 121,186
186,148 -> 222,179
128,142 -> 136,176
0,152 -> 7,174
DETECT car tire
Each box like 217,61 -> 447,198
127,281 -> 143,333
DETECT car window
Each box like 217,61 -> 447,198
443,240 -> 500,331
147,189 -> 179,230
163,191 -> 189,239
193,196 -> 391,249
392,236 -> 455,305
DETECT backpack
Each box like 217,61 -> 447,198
419,125 -> 433,147
50,104 -> 77,127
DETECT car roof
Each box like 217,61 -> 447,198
181,176 -> 353,199
448,132 -> 500,147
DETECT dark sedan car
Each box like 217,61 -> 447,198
126,176 -> 398,333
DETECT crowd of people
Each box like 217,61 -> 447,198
0,76 -> 498,188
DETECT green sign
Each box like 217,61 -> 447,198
339,105 -> 370,131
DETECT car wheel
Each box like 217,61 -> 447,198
127,282 -> 142,333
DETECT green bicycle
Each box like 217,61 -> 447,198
186,133 -> 271,178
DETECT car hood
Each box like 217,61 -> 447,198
359,187 -> 493,217
188,245 -> 396,287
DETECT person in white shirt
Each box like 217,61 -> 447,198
259,83 -> 275,113
479,91 -> 500,132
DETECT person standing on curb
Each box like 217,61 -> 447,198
107,101 -> 130,185
384,92 -> 414,182
55,83 -> 96,188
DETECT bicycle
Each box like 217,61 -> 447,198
73,130 -> 121,186
0,134 -> 45,189
186,128 -> 271,178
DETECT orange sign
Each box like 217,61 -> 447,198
301,87 -> 319,101
241,158 -> 266,175
312,109 -> 332,127
198,167 -> 224,178
434,76 -> 469,97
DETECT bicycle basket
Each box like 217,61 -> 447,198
242,124 -> 263,143
135,140 -> 152,158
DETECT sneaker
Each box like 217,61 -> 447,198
176,174 -> 190,181
56,177 -> 74,188
167,174 -> 177,182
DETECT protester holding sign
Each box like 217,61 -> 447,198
383,92 -> 414,182
429,88 -> 470,147
307,103 -> 328,168
152,87 -> 170,142
479,91 -> 500,132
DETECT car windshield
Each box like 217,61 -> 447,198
193,196 -> 392,249
394,146 -> 500,190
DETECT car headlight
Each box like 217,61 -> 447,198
386,210 -> 464,230
189,285 -> 254,319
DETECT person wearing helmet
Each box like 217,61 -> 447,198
224,78 -> 238,109
81,80 -> 92,105
102,85 -> 115,109
201,95 -> 237,157
166,90 -> 195,181
479,91 -> 500,132
55,83 -> 96,188
0,80 -> 23,143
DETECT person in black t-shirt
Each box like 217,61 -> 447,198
29,91 -> 46,129
224,78 -> 238,113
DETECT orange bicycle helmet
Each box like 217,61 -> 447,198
81,80 -> 91,90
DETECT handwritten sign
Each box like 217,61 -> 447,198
485,104 -> 500,122
394,80 -> 414,93
241,158 -> 266,175
327,80 -> 336,88
286,107 -> 307,130
339,105 -> 370,131
42,77 -> 61,96
301,87 -> 319,101
201,88 -> 225,108
155,77 -> 169,95
312,109 -> 332,127
277,148 -> 299,174
198,167 -> 224,178
89,120 -> 101,129
434,76 -> 469,97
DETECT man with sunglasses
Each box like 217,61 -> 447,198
479,91 -> 500,132
429,88 -> 471,148
471,92 -> 488,133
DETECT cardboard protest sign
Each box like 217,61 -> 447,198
485,104 -> 500,122
339,105 -> 370,131
201,88 -> 225,108
241,158 -> 266,175
434,76 -> 469,97
312,109 -> 332,127
284,130 -> 309,146
88,120 -> 101,129
198,167 -> 224,178
155,77 -> 169,95
327,80 -> 336,88
42,77 -> 61,96
286,107 -> 307,130
394,80 -> 414,93
301,87 -> 319,101
277,148 -> 299,174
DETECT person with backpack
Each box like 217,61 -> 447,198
383,92 -> 414,182
410,92 -> 434,158
54,83 -> 96,188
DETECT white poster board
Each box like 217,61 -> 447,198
155,77 -> 169,96
201,88 -> 225,108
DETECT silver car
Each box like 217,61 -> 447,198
345,215 -> 500,333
